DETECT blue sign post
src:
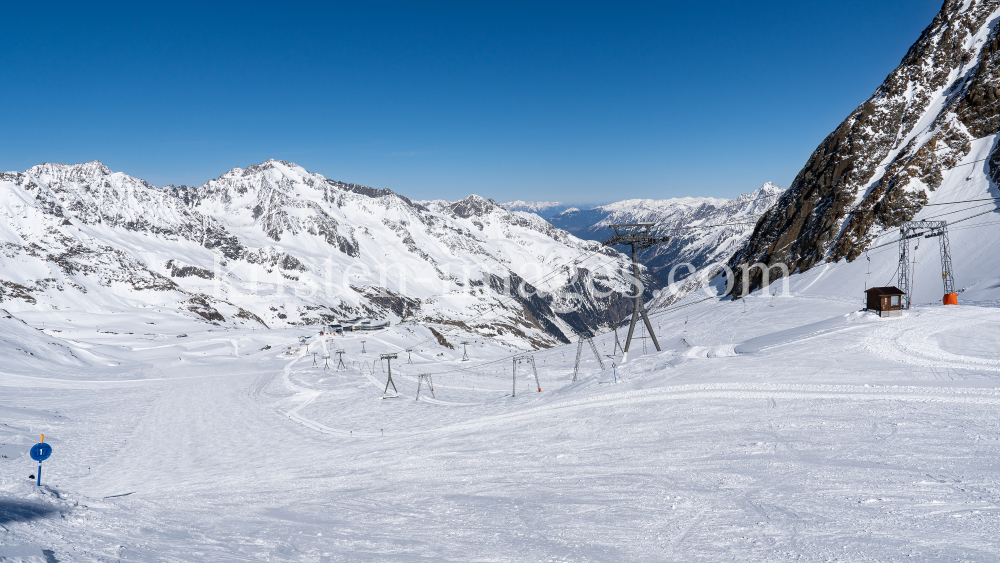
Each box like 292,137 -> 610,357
29,436 -> 52,487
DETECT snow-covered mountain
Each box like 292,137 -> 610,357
549,183 -> 783,280
0,160 -> 652,346
500,201 -> 571,218
412,199 -> 452,213
417,200 -> 572,219
732,0 -> 1000,297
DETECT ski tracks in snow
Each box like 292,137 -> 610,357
254,346 -> 1000,441
249,351 -> 385,437
863,308 -> 1000,373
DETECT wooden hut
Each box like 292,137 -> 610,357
865,286 -> 905,317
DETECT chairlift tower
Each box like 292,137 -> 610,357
322,354 -> 331,370
898,220 -> 956,309
511,355 -> 541,396
572,333 -> 606,381
415,374 -> 435,400
460,341 -> 471,361
335,349 -> 346,370
361,340 -> 367,354
603,223 -> 668,353
380,353 -> 399,398
406,349 -> 413,364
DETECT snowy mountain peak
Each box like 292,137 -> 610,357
727,182 -> 785,210
748,181 -> 782,198
501,201 -> 569,218
26,160 -> 113,183
238,159 -> 312,181
209,159 -> 322,195
448,194 -> 503,218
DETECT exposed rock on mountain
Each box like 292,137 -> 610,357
731,0 -> 1000,297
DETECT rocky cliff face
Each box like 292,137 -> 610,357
731,0 -> 1000,296
0,160 -> 647,347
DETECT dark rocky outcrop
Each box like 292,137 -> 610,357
730,0 -> 1000,297
166,260 -> 214,280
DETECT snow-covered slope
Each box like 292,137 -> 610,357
0,160 -> 650,346
0,309 -> 94,373
2,278 -> 1000,560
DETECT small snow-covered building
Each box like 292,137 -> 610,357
865,286 -> 905,317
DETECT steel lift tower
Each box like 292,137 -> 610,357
380,353 -> 399,398
511,356 -> 541,396
898,220 -> 956,309
603,223 -> 669,353
572,332 -> 605,381
415,374 -> 435,400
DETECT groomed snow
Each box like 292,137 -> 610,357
1,283 -> 999,560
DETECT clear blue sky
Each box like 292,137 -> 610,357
1,1 -> 943,205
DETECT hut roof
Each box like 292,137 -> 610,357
865,286 -> 905,296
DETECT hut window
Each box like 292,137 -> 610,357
890,295 -> 900,307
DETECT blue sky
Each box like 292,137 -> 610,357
1,1 -> 943,205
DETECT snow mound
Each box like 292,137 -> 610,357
0,309 -> 92,373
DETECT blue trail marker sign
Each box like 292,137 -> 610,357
30,435 -> 51,487
29,443 -> 51,461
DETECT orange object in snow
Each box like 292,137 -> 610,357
943,293 -> 958,305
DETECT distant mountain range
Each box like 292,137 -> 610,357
417,199 -> 572,218
0,160 -> 655,347
549,183 -> 784,281
500,201 -> 572,218
421,185 -> 784,305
